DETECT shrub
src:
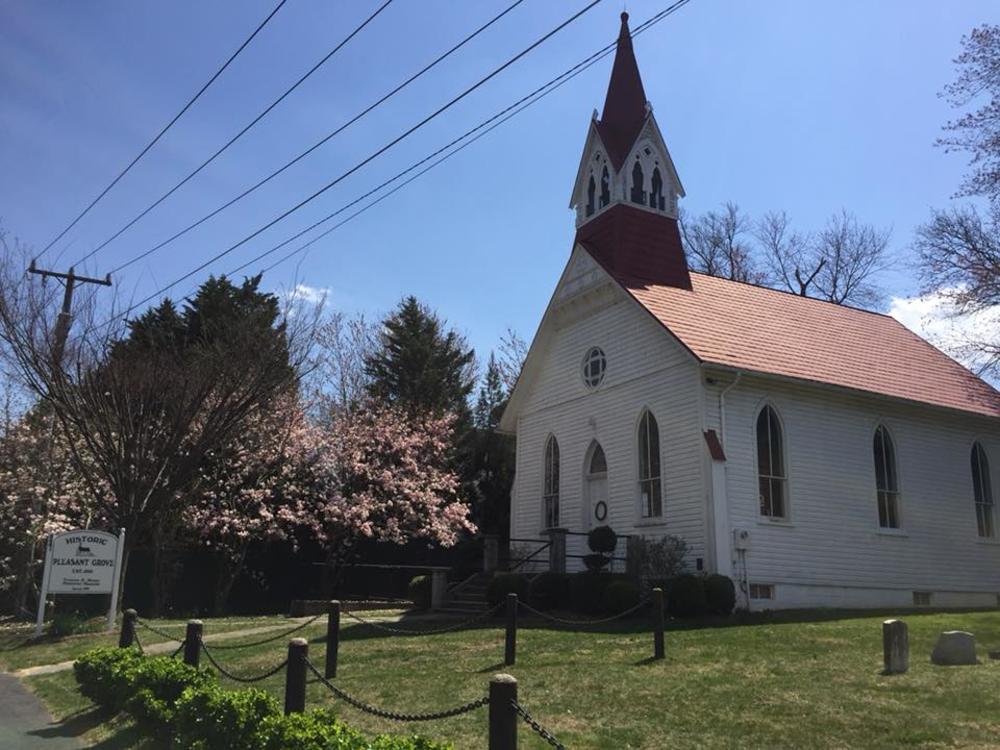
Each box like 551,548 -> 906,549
528,572 -> 571,610
256,708 -> 451,750
667,574 -> 707,618
602,579 -> 641,614
49,611 -> 101,638
407,575 -> 432,609
74,646 -> 142,712
126,656 -> 216,731
631,534 -> 689,587
587,525 -> 618,554
174,684 -> 279,750
486,573 -> 529,607
704,574 -> 736,616
569,571 -> 629,615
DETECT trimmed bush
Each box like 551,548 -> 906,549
667,574 -> 707,618
174,684 -> 279,750
528,572 -> 571,610
256,708 -> 450,750
587,525 -> 618,554
49,611 -> 101,637
602,579 -> 641,614
704,574 -> 736,616
486,573 -> 529,607
570,571 -> 629,615
407,575 -> 432,609
126,656 -> 216,731
74,646 -> 142,712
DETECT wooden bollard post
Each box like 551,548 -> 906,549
284,638 -> 309,715
325,600 -> 340,679
882,619 -> 908,674
504,593 -> 518,666
488,674 -> 518,750
652,587 -> 665,660
183,620 -> 203,667
118,608 -> 137,648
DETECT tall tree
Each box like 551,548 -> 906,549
915,24 -> 1000,376
680,203 -> 765,284
365,296 -> 476,418
470,354 -> 515,536
938,24 -> 1000,206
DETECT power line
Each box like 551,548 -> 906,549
103,0 -> 527,277
233,0 -> 693,278
92,0 -> 607,331
40,0 -> 289,259
71,0 -> 395,269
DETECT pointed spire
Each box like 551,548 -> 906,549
597,12 -> 648,170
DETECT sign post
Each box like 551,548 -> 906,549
34,529 -> 124,637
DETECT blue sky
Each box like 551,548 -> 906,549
0,0 -> 995,366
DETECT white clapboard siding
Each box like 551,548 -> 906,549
511,256 -> 707,564
708,370 -> 1000,608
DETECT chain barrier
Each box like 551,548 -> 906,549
132,630 -> 144,655
170,640 -> 187,659
199,640 -> 288,683
305,658 -> 489,722
343,602 -> 502,636
517,598 -> 649,626
512,699 -> 567,749
205,613 -> 322,649
135,619 -> 184,643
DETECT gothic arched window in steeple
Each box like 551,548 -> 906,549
630,159 -> 645,204
650,166 -> 665,211
586,176 -> 596,217
600,166 -> 610,208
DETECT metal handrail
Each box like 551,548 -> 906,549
509,541 -> 551,573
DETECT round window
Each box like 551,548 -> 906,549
582,347 -> 606,388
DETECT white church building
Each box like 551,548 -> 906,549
499,13 -> 1000,610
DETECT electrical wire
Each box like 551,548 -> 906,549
70,0 -> 395,268
90,0 -> 607,331
102,0 -> 527,277
40,0 -> 289,259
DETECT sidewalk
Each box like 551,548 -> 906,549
0,673 -> 81,749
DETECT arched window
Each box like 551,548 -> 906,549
586,175 -> 596,217
600,166 -> 610,208
756,405 -> 786,518
630,160 -> 645,204
650,167 -> 665,210
873,425 -> 900,529
589,443 -> 607,475
638,410 -> 662,518
543,436 -> 560,528
972,442 -> 994,538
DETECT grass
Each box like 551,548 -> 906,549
18,609 -> 1000,749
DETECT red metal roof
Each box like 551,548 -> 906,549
587,252 -> 1000,419
576,203 -> 691,290
596,13 -> 648,170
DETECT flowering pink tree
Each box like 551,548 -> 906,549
0,410 -> 106,616
184,397 -> 323,614
284,402 -> 475,584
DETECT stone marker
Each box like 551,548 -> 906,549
882,619 -> 908,674
930,631 -> 977,666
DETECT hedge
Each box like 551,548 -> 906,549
73,647 -> 450,750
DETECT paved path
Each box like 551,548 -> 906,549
0,673 -> 81,749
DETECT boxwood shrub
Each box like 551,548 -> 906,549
407,575 -> 432,609
703,573 -> 736,616
667,574 -> 707,618
570,571 -> 631,615
174,684 -> 279,750
527,572 -> 571,611
485,572 -> 529,607
126,656 -> 216,732
601,579 -> 641,614
74,646 -> 143,712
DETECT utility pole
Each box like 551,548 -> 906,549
27,260 -> 112,370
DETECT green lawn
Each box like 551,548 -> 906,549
20,609 -> 1000,749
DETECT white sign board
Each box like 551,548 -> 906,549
35,528 -> 125,636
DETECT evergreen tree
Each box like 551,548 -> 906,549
365,296 -> 475,418
470,354 -> 515,535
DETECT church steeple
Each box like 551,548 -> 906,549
569,12 -> 684,229
569,13 -> 690,290
597,13 -> 648,171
